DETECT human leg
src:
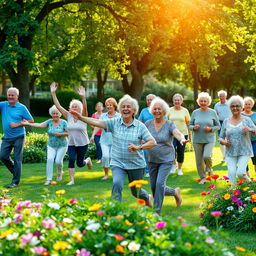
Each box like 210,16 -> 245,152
225,156 -> 238,184
237,155 -> 250,182
176,135 -> 188,175
203,142 -> 215,175
67,146 -> 76,185
94,135 -> 102,161
148,162 -> 158,198
76,145 -> 88,168
111,166 -> 126,202
55,146 -> 68,181
101,144 -> 111,179
0,138 -> 14,175
46,146 -> 57,182
193,143 -> 206,181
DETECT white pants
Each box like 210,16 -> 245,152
101,144 -> 111,168
225,155 -> 250,184
46,146 -> 68,181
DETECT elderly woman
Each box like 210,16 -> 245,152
50,82 -> 92,185
146,97 -> 185,215
71,94 -> 156,206
220,96 -> 256,184
90,98 -> 121,180
22,106 -> 68,185
241,97 -> 256,175
189,92 -> 220,184
167,93 -> 191,175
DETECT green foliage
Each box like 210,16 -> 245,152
23,145 -> 46,163
0,192 -> 235,256
25,132 -> 48,151
201,182 -> 256,232
30,98 -> 53,117
56,89 -> 82,110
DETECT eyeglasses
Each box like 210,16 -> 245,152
230,105 -> 241,108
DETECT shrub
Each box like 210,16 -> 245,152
201,178 -> 256,232
22,146 -> 46,163
25,133 -> 48,151
0,190 -> 235,256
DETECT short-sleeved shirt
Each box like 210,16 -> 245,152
241,112 -> 256,142
138,107 -> 154,123
214,101 -> 231,121
99,112 -> 121,145
189,108 -> 220,143
146,120 -> 176,163
219,117 -> 256,157
67,113 -> 89,146
166,107 -> 190,135
0,101 -> 33,139
92,112 -> 102,136
105,117 -> 153,169
45,119 -> 68,148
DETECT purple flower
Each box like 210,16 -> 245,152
32,246 -> 47,255
155,221 -> 167,229
76,248 -> 91,256
181,222 -> 188,227
42,219 -> 56,229
231,197 -> 239,202
236,200 -> 243,206
97,211 -> 104,215
223,176 -> 229,180
21,233 -> 33,243
33,232 -> 42,238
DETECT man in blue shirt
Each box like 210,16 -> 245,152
0,88 -> 33,188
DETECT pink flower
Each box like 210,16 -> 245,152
32,246 -> 47,255
233,190 -> 241,196
155,221 -> 167,229
76,248 -> 91,256
21,233 -> 33,243
223,176 -> 229,180
210,211 -> 222,217
232,197 -> 239,202
69,198 -> 77,204
181,222 -> 188,227
205,237 -> 214,244
42,219 -> 56,229
97,211 -> 104,215
14,213 -> 23,223
236,200 -> 243,206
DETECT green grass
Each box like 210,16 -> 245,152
0,147 -> 256,255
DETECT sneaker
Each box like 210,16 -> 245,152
170,164 -> 177,174
44,181 -> 51,186
66,181 -> 74,186
6,183 -> 18,188
85,157 -> 93,170
177,169 -> 183,176
144,173 -> 150,178
96,160 -> 102,164
145,194 -> 153,208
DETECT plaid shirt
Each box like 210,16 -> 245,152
105,117 -> 153,169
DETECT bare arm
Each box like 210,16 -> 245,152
77,86 -> 88,117
50,82 -> 68,119
21,120 -> 48,128
128,138 -> 157,152
90,127 -> 101,143
172,128 -> 187,145
10,118 -> 34,128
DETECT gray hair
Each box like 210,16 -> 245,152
7,87 -> 19,96
49,105 -> 61,117
149,97 -> 169,114
228,95 -> 244,108
173,93 -> 183,101
146,94 -> 156,100
118,94 -> 139,115
69,99 -> 83,113
244,97 -> 255,107
197,92 -> 212,106
217,90 -> 227,97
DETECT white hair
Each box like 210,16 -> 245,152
7,87 -> 19,96
173,93 -> 183,101
146,94 -> 156,100
149,97 -> 169,114
49,105 -> 61,117
197,92 -> 212,106
217,90 -> 227,97
118,94 -> 139,115
228,95 -> 244,108
244,97 -> 255,107
69,99 -> 83,113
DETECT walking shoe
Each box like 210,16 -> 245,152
85,157 -> 93,170
96,160 -> 102,164
177,169 -> 183,176
44,181 -> 51,186
170,164 -> 177,174
6,183 -> 18,188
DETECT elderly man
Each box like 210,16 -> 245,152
214,90 -> 231,162
0,88 -> 33,188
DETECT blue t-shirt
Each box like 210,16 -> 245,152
45,119 -> 68,148
0,101 -> 33,139
241,112 -> 256,141
138,107 -> 154,123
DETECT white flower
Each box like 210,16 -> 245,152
205,237 -> 214,244
0,217 -> 12,227
63,218 -> 73,223
128,241 -> 141,252
120,241 -> 128,246
199,202 -> 204,208
6,233 -> 19,240
238,206 -> 244,213
227,206 -> 234,211
30,236 -> 40,246
245,197 -> 251,201
128,228 -> 135,233
198,226 -> 209,233
47,202 -> 60,210
86,223 -> 100,232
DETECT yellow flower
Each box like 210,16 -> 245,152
88,203 -> 102,211
53,241 -> 69,250
243,187 -> 250,191
223,194 -> 231,200
227,182 -> 233,186
185,242 -> 192,247
72,231 -> 82,242
0,229 -> 12,238
62,230 -> 69,236
236,246 -> 246,252
116,245 -> 125,253
207,204 -> 213,209
137,221 -> 145,225
128,180 -> 148,188
55,189 -> 65,195
125,220 -> 133,226
2,189 -> 9,194
252,207 -> 256,213
23,209 -> 31,215
115,215 -> 124,220
251,194 -> 256,199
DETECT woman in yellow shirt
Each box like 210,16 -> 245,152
167,93 -> 191,175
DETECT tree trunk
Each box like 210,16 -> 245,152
29,74 -> 39,96
190,62 -> 199,109
96,69 -> 108,102
1,72 -> 7,95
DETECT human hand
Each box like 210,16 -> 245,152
128,143 -> 140,152
20,119 -> 29,126
69,110 -> 81,118
193,124 -> 200,130
242,126 -> 252,133
50,82 -> 57,93
221,140 -> 231,147
77,86 -> 85,97
179,138 -> 188,146
10,122 -> 19,128
204,126 -> 212,132
89,136 -> 94,143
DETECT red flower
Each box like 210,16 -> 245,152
237,178 -> 246,185
205,177 -> 212,181
211,175 -> 219,180
196,179 -> 201,182
207,184 -> 216,189
137,199 -> 146,205
114,234 -> 124,241
200,192 -> 208,196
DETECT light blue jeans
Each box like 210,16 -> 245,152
101,144 -> 111,168
112,166 -> 149,202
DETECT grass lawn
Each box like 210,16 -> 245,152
0,147 -> 255,255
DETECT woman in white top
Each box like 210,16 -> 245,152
50,82 -> 92,185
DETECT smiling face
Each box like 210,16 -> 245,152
70,103 -> 82,114
219,93 -> 226,103
120,101 -> 135,119
96,103 -> 103,112
146,96 -> 155,107
51,110 -> 61,120
244,100 -> 253,112
230,101 -> 242,115
106,103 -> 115,114
7,89 -> 19,106
152,103 -> 165,120
198,97 -> 209,108
173,96 -> 182,107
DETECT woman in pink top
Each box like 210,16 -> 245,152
91,102 -> 103,163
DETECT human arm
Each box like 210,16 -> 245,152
77,86 -> 88,117
205,110 -> 221,132
218,120 -> 231,147
188,111 -> 200,131
90,127 -> 101,143
172,128 -> 187,145
20,120 -> 47,128
128,138 -> 157,152
185,109 -> 192,141
10,118 -> 34,128
50,82 -> 68,119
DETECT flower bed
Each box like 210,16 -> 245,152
0,190 -> 235,256
201,177 -> 256,232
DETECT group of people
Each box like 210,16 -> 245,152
1,85 -> 256,215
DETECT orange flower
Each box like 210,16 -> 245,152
236,246 -> 246,252
252,207 -> 256,213
114,234 -> 124,241
223,194 -> 231,200
205,177 -> 212,181
185,242 -> 192,247
116,245 -> 124,253
251,198 -> 256,202
251,194 -> 256,199
137,221 -> 145,225
208,204 -> 213,209
128,180 -> 148,188
125,220 -> 133,226
137,199 -> 146,205
237,178 -> 245,185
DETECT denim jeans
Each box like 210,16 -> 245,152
68,145 -> 88,168
111,166 -> 149,202
101,144 -> 111,168
0,135 -> 25,185
94,135 -> 102,160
